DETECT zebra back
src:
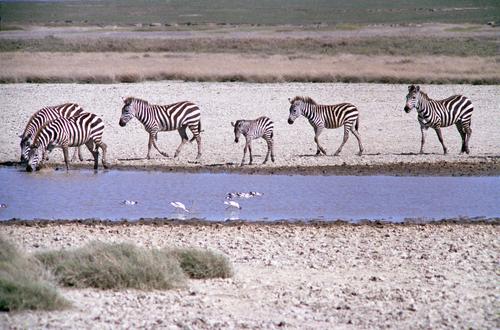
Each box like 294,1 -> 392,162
290,96 -> 359,129
32,112 -> 104,151
233,116 -> 274,140
124,97 -> 201,134
22,103 -> 84,140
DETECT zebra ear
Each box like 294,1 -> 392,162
288,98 -> 292,104
415,85 -> 420,92
231,122 -> 235,127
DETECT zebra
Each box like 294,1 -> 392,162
26,112 -> 108,172
119,97 -> 202,160
19,103 -> 85,163
404,85 -> 474,154
287,96 -> 363,156
231,116 -> 275,166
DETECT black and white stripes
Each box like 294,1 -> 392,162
20,103 -> 84,162
231,116 -> 275,166
27,112 -> 108,172
287,96 -> 363,156
404,85 -> 474,154
119,97 -> 202,160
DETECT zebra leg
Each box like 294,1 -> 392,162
263,136 -> 273,164
188,124 -> 202,160
85,141 -> 98,169
248,142 -> 253,165
174,127 -> 189,158
350,127 -> 364,156
419,127 -> 426,154
434,127 -> 447,155
464,125 -> 472,154
455,122 -> 467,153
334,126 -> 350,156
241,143 -> 248,166
70,147 -> 81,162
314,127 -> 326,156
98,141 -> 109,169
78,146 -> 84,161
148,132 -> 168,158
62,146 -> 70,171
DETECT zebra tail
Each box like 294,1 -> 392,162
189,121 -> 202,143
355,117 -> 359,131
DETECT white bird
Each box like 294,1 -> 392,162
249,191 -> 263,197
170,201 -> 190,213
121,200 -> 138,205
224,200 -> 241,210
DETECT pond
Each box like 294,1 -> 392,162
0,167 -> 498,222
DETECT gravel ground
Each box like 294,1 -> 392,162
0,222 -> 498,329
0,82 -> 499,174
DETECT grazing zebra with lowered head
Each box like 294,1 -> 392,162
405,85 -> 473,154
20,103 -> 85,163
288,96 -> 363,156
231,116 -> 275,166
26,112 -> 108,172
119,97 -> 202,160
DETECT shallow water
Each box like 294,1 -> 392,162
0,167 -> 498,222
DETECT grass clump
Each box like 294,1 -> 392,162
35,242 -> 232,290
0,236 -> 68,311
168,248 -> 233,279
36,242 -> 186,290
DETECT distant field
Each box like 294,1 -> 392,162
1,0 -> 499,26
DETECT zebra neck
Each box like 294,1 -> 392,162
301,104 -> 317,120
33,133 -> 50,151
416,93 -> 433,114
134,102 -> 151,125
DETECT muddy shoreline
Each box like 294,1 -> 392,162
2,159 -> 500,176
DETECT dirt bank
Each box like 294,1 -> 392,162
0,222 -> 497,329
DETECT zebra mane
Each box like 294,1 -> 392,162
124,97 -> 149,105
291,96 -> 317,105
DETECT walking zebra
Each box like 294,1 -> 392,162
404,85 -> 473,154
119,97 -> 202,160
26,112 -> 108,172
19,103 -> 85,163
287,96 -> 363,156
231,116 -> 275,166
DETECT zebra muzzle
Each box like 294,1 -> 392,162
119,120 -> 127,127
288,119 -> 294,124
234,138 -> 239,143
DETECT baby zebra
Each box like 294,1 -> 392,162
404,85 -> 474,154
19,103 -> 85,163
26,112 -> 108,172
119,97 -> 202,160
288,96 -> 363,156
231,116 -> 275,166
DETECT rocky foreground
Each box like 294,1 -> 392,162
1,222 -> 498,329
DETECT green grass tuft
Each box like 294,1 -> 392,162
0,236 -> 69,311
36,242 -> 187,290
169,248 -> 233,279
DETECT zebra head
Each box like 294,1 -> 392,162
19,134 -> 32,162
231,120 -> 246,143
119,97 -> 136,127
26,145 -> 41,172
405,85 -> 421,113
287,97 -> 305,124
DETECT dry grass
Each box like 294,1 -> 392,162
169,248 -> 233,279
35,242 -> 233,290
0,236 -> 69,311
0,52 -> 498,85
35,242 -> 187,290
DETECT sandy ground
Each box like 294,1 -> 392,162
0,222 -> 498,329
0,82 -> 499,174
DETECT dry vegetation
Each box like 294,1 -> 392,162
0,236 -> 68,311
1,52 -> 498,85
